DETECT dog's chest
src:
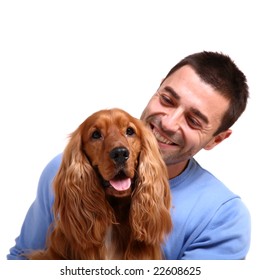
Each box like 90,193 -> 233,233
105,226 -> 122,259
105,223 -> 131,259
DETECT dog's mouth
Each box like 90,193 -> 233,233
97,169 -> 133,195
108,171 -> 132,191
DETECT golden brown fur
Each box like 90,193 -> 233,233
28,108 -> 172,259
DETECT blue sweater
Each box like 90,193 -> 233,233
7,154 -> 251,260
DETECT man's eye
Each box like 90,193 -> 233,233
160,94 -> 174,106
187,117 -> 201,128
91,130 -> 102,139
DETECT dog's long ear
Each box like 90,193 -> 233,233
130,125 -> 173,244
52,126 -> 114,254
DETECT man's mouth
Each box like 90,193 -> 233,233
153,129 -> 174,145
151,125 -> 178,146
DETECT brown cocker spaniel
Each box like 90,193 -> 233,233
28,108 -> 172,260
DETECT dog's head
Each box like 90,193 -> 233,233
81,108 -> 143,197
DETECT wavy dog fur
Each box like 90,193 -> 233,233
28,108 -> 172,259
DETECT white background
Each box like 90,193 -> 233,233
0,0 -> 259,263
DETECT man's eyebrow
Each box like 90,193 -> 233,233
164,86 -> 209,124
164,86 -> 180,100
191,108 -> 209,124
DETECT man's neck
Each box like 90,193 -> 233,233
167,160 -> 189,179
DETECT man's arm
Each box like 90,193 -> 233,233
7,154 -> 62,260
180,198 -> 251,260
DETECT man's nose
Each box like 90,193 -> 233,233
161,108 -> 184,132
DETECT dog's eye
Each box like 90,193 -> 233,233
126,127 -> 135,136
91,130 -> 102,139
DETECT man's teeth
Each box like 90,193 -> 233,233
153,129 -> 174,145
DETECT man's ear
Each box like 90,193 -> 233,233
204,129 -> 232,150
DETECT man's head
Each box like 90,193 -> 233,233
141,51 -> 249,177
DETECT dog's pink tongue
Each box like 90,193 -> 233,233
109,178 -> 131,191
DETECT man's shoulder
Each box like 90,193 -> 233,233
172,158 -> 239,207
190,158 -> 236,195
37,153 -> 63,196
41,153 -> 63,177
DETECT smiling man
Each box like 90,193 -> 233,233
141,63 -> 232,178
7,51 -> 251,260
141,51 -> 250,259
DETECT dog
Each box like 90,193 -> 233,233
28,108 -> 172,259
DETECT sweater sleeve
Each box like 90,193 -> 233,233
7,154 -> 61,260
180,197 -> 251,260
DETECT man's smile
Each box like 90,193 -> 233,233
152,127 -> 175,145
149,120 -> 185,147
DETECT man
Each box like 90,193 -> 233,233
7,51 -> 251,259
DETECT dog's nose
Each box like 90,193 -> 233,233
110,147 -> 129,164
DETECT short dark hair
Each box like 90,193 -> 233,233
161,51 -> 249,135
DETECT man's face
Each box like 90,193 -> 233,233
141,65 -> 231,177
